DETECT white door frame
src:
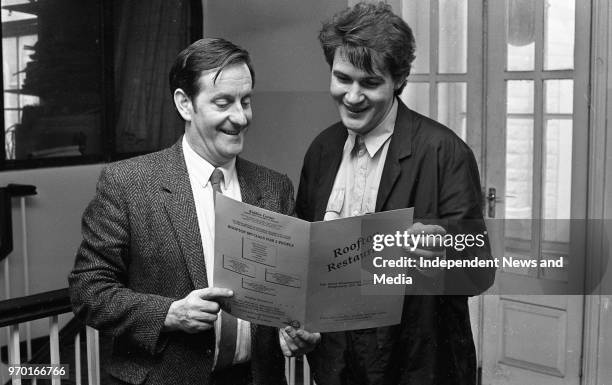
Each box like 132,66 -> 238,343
581,0 -> 611,384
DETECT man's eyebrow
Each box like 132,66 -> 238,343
210,91 -> 252,99
210,93 -> 231,99
362,75 -> 384,82
361,71 -> 385,81
332,69 -> 383,81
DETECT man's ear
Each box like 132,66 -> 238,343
394,78 -> 407,93
173,88 -> 193,121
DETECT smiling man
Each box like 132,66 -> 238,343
69,38 -> 295,385
295,3 -> 494,385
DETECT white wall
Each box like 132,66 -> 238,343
0,164 -> 103,344
595,139 -> 612,383
204,0 -> 347,185
0,164 -> 103,298
596,46 -> 612,385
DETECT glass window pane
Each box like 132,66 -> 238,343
438,0 -> 467,73
504,118 -> 533,259
505,80 -> 534,258
544,0 -> 575,70
19,34 -> 36,64
542,119 -> 572,221
402,0 -> 429,74
505,118 -> 534,222
437,82 -> 466,140
1,0 -> 37,22
3,91 -> 18,109
4,110 -> 18,128
507,80 -> 534,114
507,0 -> 536,71
540,118 -> 572,281
400,82 -> 429,117
543,80 -> 573,224
18,35 -> 39,109
2,1 -> 104,160
4,110 -> 18,160
545,79 -> 573,114
2,37 -> 18,89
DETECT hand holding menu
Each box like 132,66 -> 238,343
213,194 -> 413,332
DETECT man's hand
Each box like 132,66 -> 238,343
404,222 -> 446,277
403,222 -> 447,258
279,326 -> 321,357
163,287 -> 233,333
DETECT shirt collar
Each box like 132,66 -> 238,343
347,98 -> 398,157
182,136 -> 237,191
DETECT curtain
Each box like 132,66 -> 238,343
114,0 -> 191,153
507,0 -> 536,46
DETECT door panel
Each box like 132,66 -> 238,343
482,0 -> 590,384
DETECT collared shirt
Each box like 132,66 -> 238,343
182,136 -> 251,364
325,99 -> 398,220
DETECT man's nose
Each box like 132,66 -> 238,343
344,83 -> 364,105
229,103 -> 248,126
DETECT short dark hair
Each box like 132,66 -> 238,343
169,38 -> 255,100
318,2 -> 415,95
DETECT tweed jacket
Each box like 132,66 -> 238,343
69,139 -> 292,385
297,100 -> 495,385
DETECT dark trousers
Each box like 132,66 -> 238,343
108,362 -> 252,385
212,362 -> 252,385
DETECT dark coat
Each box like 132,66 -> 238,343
69,139 -> 292,385
297,101 -> 495,385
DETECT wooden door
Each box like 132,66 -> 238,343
481,0 -> 591,384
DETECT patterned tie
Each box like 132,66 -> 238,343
209,168 -> 238,371
210,168 -> 224,204
351,134 -> 366,157
350,135 -> 368,216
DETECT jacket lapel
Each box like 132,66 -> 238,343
160,139 -> 208,289
375,101 -> 413,212
314,129 -> 347,221
236,158 -> 263,207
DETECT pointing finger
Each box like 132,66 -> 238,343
194,287 -> 234,300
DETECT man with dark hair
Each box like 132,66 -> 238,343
296,3 -> 494,384
69,38 -> 292,385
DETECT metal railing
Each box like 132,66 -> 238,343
0,289 -> 314,385
286,355 -> 314,385
0,288 -> 100,385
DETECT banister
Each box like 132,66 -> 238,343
0,289 -> 309,384
0,288 -> 71,327
0,183 -> 37,261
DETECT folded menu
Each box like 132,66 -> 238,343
214,194 -> 413,332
